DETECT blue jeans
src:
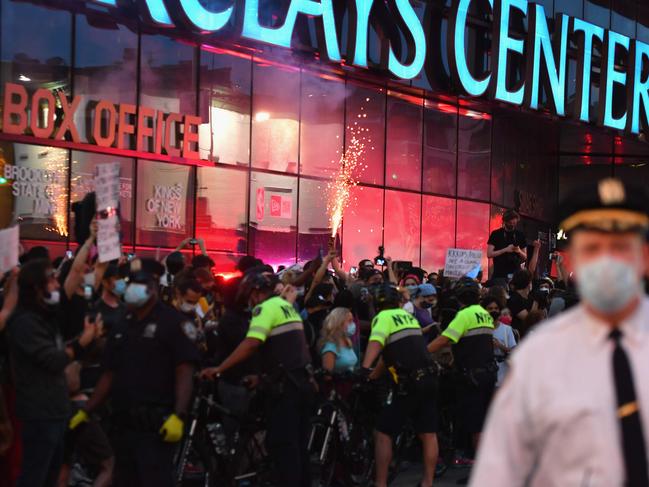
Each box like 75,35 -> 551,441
16,419 -> 67,487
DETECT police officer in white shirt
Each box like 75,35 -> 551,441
471,178 -> 649,487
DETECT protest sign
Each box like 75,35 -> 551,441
444,248 -> 483,279
95,163 -> 120,211
0,226 -> 19,273
97,214 -> 121,263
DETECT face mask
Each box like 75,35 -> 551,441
124,283 -> 150,307
346,322 -> 356,337
43,290 -> 60,306
179,301 -> 195,313
113,279 -> 126,297
490,311 -> 501,321
576,255 -> 642,314
421,301 -> 433,309
83,272 -> 95,287
405,285 -> 418,296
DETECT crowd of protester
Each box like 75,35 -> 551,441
0,210 -> 589,487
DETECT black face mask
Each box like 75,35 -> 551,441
490,311 -> 501,321
504,224 -> 516,232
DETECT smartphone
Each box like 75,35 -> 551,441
189,238 -> 198,245
127,253 -> 136,261
65,250 -> 73,259
375,257 -> 386,267
350,266 -> 358,275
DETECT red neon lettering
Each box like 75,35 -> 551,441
154,110 -> 164,154
2,83 -> 28,135
30,88 -> 56,138
137,106 -> 155,152
164,112 -> 183,157
182,115 -> 201,160
116,103 -> 136,150
92,100 -> 117,147
54,92 -> 81,142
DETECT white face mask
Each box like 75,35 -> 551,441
576,255 -> 643,314
43,290 -> 60,306
179,301 -> 195,313
124,283 -> 150,307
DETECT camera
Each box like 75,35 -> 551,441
374,246 -> 386,267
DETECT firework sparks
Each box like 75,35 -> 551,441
326,113 -> 370,238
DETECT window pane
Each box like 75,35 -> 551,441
386,95 -> 423,191
73,13 -> 137,142
384,190 -> 421,265
0,143 -> 69,241
249,171 -> 297,267
611,0 -> 636,38
584,0 -> 611,30
423,102 -> 457,196
458,113 -> 491,201
135,161 -> 194,247
300,72 -> 345,177
421,195 -> 456,274
196,166 -> 248,253
298,178 -> 330,262
346,85 -> 386,186
456,200 -> 490,272
559,156 -> 612,202
251,63 -> 299,173
342,186 -> 383,270
1,1 -> 71,120
70,152 -> 134,244
198,50 -> 251,166
554,0 -> 582,17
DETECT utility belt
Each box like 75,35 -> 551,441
459,362 -> 498,388
392,365 -> 438,396
261,364 -> 315,397
111,405 -> 171,433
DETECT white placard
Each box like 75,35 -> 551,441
95,163 -> 121,212
97,215 -> 121,263
0,226 -> 19,273
444,248 -> 483,279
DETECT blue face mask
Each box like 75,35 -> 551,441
346,322 -> 356,337
113,279 -> 127,297
124,283 -> 150,307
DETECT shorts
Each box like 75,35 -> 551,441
455,371 -> 496,434
64,420 -> 114,466
376,385 -> 438,437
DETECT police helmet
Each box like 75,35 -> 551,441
236,271 -> 277,303
370,282 -> 402,310
453,277 -> 481,305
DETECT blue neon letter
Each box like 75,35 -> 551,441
179,0 -> 233,31
242,0 -> 341,61
599,30 -> 630,130
348,0 -> 374,67
526,7 -> 569,115
572,18 -> 604,122
491,0 -> 528,106
386,0 -> 426,79
449,0 -> 493,96
627,40 -> 649,135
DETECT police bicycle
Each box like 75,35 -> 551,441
174,378 -> 272,487
308,370 -> 378,487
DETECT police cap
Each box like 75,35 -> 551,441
558,178 -> 649,234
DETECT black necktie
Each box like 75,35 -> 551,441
610,329 -> 649,487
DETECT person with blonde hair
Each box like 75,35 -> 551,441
318,307 -> 358,374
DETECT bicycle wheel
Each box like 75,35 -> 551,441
230,424 -> 271,486
344,423 -> 374,485
309,416 -> 339,487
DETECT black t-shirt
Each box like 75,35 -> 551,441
507,291 -> 532,334
59,292 -> 88,340
488,228 -> 527,279
102,300 -> 201,412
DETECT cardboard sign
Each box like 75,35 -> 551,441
95,163 -> 121,211
97,214 -> 121,263
444,248 -> 483,279
0,226 -> 19,273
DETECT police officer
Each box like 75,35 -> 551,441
201,271 -> 314,487
427,278 -> 496,453
69,258 -> 200,487
471,178 -> 649,486
362,283 -> 439,487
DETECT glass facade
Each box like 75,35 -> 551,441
1,0 -> 648,276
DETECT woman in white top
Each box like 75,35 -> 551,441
481,296 -> 517,386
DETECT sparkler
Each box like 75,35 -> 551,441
326,101 -> 372,239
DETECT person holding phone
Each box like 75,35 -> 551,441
487,210 -> 527,281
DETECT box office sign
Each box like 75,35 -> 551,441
2,83 -> 202,160
33,0 -> 649,138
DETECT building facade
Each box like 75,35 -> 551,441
1,0 -> 649,275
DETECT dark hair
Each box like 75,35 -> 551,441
511,269 -> 532,291
18,259 -> 52,308
166,251 -> 186,276
20,245 -> 51,265
480,296 -> 502,311
177,278 -> 204,296
237,255 -> 261,272
191,254 -> 215,270
306,283 -> 334,308
503,209 -> 520,222
333,289 -> 355,311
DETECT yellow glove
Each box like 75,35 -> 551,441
69,410 -> 89,430
159,414 -> 184,443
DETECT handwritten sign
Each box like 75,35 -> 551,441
95,163 -> 120,212
0,226 -> 19,273
444,248 -> 483,279
97,214 -> 121,263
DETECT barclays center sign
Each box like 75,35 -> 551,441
43,0 -> 649,135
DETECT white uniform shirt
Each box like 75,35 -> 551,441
471,297 -> 649,487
